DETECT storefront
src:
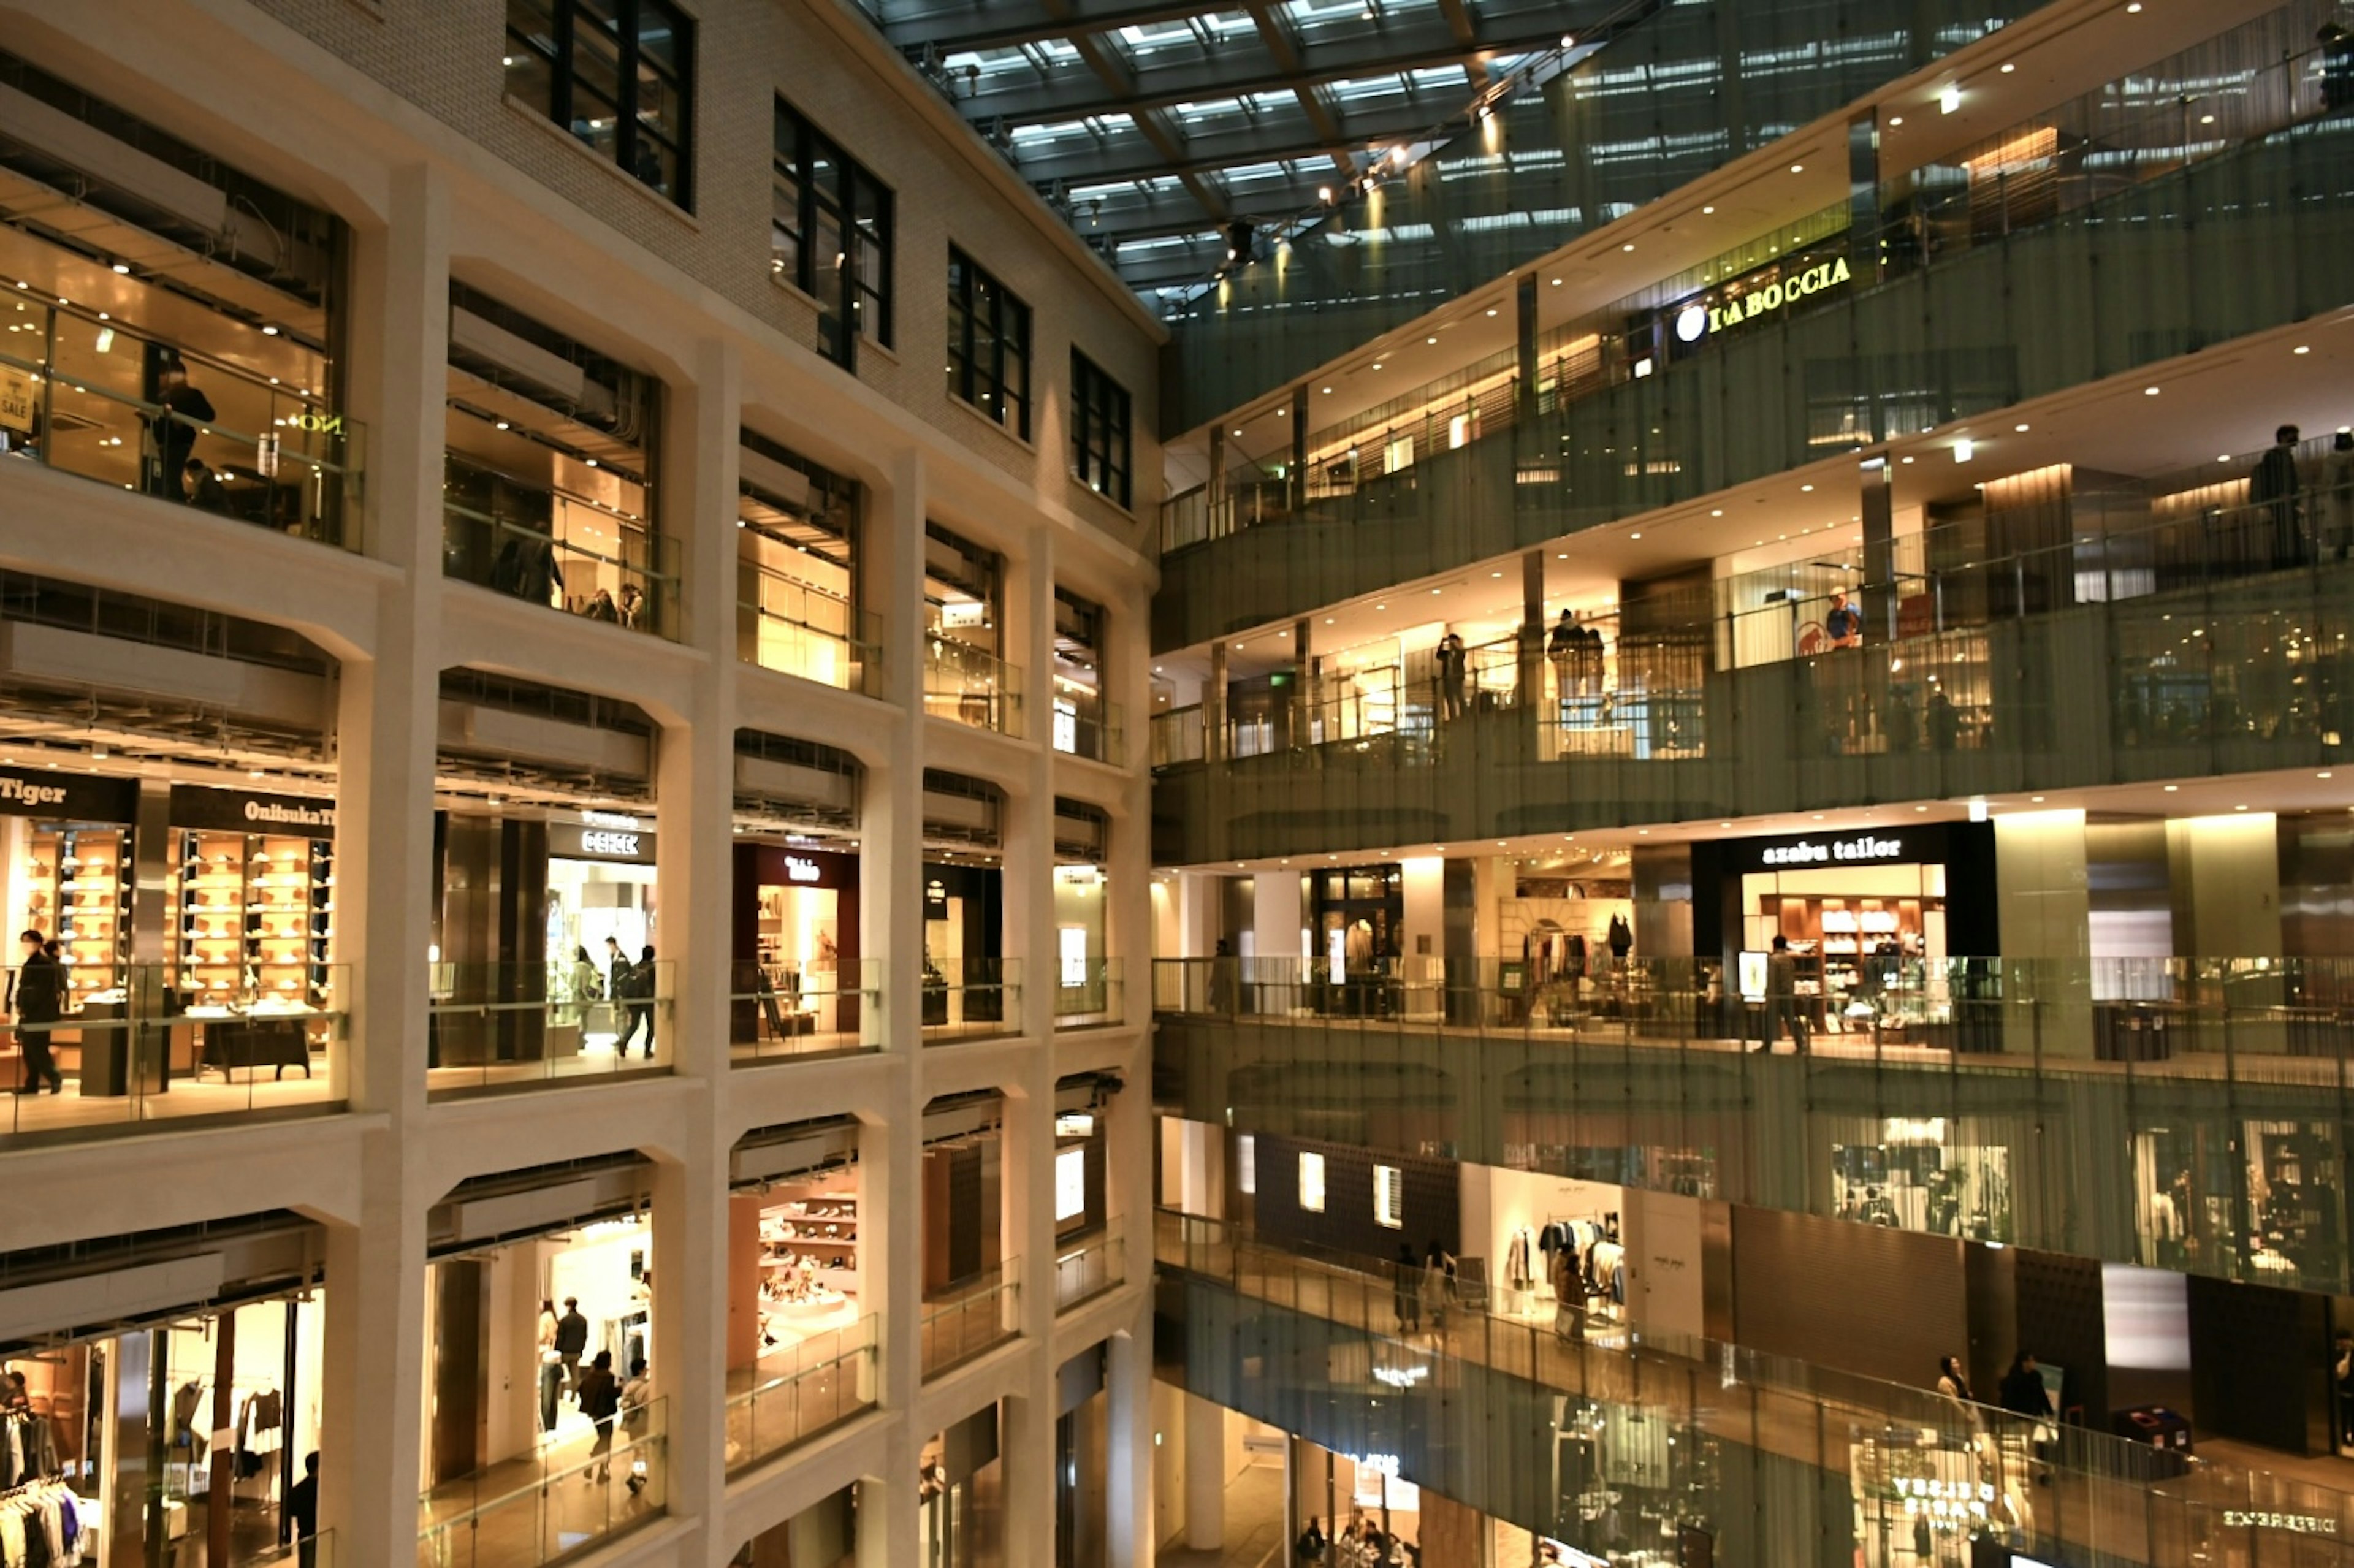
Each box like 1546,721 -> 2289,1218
923,862 -> 1005,1029
1693,822 -> 1998,1041
2,1288 -> 328,1568
424,1210 -> 653,1487
735,431 -> 863,688
731,842 -> 859,1041
0,766 -> 140,1002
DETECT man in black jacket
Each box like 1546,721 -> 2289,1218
10,928 -> 63,1094
554,1296 -> 590,1395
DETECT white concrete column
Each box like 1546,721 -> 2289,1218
1104,1307 -> 1156,1568
1184,1391 -> 1227,1551
858,446 -> 928,1568
650,335 -> 742,1567
318,159 -> 444,1568
997,520 -> 1061,1568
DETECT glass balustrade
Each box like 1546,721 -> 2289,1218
426,961 -> 672,1098
0,305 -> 361,547
417,1396 -> 666,1567
921,957 -> 1020,1044
1053,958 -> 1122,1031
923,636 -> 1023,736
1156,1209 -> 2354,1568
729,958 -> 880,1064
736,560 -> 882,695
1156,954 -> 2354,1292
920,1263 -> 1020,1378
0,962 -> 345,1145
723,1315 -> 878,1474
1052,1225 -> 1124,1312
442,470 -> 681,639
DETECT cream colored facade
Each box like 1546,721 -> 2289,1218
0,2 -> 1161,1566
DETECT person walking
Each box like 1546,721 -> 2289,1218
576,1350 -> 622,1483
284,1451 -> 321,1568
1422,1239 -> 1457,1334
9,927 -> 64,1094
1393,1243 -> 1421,1334
612,943 -> 657,1059
554,1295 -> 590,1396
2252,424 -> 2306,568
619,1356 -> 652,1494
148,359 -> 214,500
1752,935 -> 1809,1056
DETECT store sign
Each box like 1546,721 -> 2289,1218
2224,1512 -> 2339,1536
1897,1477 -> 1994,1529
550,821 -> 658,864
1759,834 -> 1903,867
169,785 -> 338,837
1678,255 -> 1853,343
0,362 -> 34,433
0,767 -> 139,822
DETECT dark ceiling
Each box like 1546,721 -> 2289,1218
855,0 -> 1623,296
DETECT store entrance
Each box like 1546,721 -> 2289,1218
2,1288 -> 328,1568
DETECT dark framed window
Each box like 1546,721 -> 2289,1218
774,99 -> 894,369
1069,351 -> 1132,509
946,246 -> 1031,441
505,0 -> 694,208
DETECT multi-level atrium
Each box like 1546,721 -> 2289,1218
4,1 -> 2354,1566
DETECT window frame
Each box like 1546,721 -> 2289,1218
946,246 -> 1032,441
1068,349 -> 1133,509
505,0 -> 695,210
774,97 -> 896,369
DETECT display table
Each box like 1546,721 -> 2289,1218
188,1010 -> 316,1081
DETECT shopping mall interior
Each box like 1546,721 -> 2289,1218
7,0 -> 2354,1565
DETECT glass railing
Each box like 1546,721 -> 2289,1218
0,962 -> 346,1144
920,1263 -> 1020,1379
723,1315 -> 877,1474
736,561 -> 882,696
426,961 -> 673,1098
1155,953 -> 2354,1292
1149,704 -> 1206,767
1153,489 -> 2354,821
923,636 -> 1023,736
920,957 -> 1021,1044
442,485 -> 682,640
1157,1208 -> 2354,1568
0,307 -> 361,548
417,1395 -> 665,1567
1162,1 -> 2343,557
1053,1225 -> 1124,1312
1053,692 -> 1123,766
1053,958 -> 1123,1030
730,958 -> 881,1064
